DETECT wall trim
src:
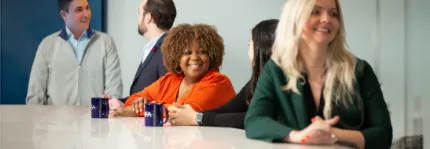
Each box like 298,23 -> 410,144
403,0 -> 409,137
102,0 -> 107,32
0,0 -> 3,104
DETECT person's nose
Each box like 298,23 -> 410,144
320,12 -> 330,23
190,52 -> 201,60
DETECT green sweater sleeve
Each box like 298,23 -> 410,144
358,61 -> 393,149
244,62 -> 293,142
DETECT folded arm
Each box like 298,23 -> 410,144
201,85 -> 249,128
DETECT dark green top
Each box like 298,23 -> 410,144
244,58 -> 392,149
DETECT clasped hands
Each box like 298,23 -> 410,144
287,116 -> 340,145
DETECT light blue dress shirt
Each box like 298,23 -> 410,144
66,27 -> 90,64
141,32 -> 165,64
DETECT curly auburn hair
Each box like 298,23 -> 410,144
161,23 -> 225,76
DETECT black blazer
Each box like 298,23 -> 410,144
120,34 -> 168,102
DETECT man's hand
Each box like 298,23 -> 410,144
107,97 -> 124,118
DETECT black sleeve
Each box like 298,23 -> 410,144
200,82 -> 250,129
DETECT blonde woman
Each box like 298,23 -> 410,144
244,0 -> 392,149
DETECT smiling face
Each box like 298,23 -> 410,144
61,0 -> 91,34
301,0 -> 340,46
179,40 -> 210,81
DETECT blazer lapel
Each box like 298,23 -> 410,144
134,47 -> 157,80
133,34 -> 167,81
289,80 -> 309,129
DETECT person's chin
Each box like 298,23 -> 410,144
187,73 -> 203,80
313,38 -> 332,46
81,23 -> 90,29
81,26 -> 90,31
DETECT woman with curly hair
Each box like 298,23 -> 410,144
166,19 -> 278,128
110,24 -> 236,119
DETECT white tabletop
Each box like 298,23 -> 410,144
0,106 -> 352,149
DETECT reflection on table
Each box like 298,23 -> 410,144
0,106 -> 352,149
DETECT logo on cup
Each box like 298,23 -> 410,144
144,111 -> 153,118
91,97 -> 109,118
144,103 -> 169,127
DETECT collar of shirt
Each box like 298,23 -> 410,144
141,32 -> 165,63
65,27 -> 88,41
144,32 -> 166,51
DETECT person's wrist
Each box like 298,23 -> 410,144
194,112 -> 203,125
285,130 -> 301,143
331,127 -> 345,143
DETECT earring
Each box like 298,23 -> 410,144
175,66 -> 182,74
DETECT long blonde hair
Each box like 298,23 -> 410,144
271,0 -> 356,119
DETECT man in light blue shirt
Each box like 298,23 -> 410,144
26,0 -> 122,105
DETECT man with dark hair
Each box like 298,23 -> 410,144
108,0 -> 176,114
26,0 -> 122,105
132,0 -> 176,94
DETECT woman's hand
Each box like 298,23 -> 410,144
131,97 -> 148,114
287,116 -> 340,145
168,103 -> 199,126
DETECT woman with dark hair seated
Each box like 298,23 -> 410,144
109,24 -> 236,118
167,19 -> 279,129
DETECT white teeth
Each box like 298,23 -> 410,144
317,28 -> 330,33
189,64 -> 200,68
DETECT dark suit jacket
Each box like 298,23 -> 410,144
120,34 -> 168,102
244,59 -> 392,149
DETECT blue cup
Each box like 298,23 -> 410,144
144,103 -> 169,126
91,97 -> 109,118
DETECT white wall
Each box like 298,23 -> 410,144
378,0 -> 407,142
107,0 -> 144,95
405,0 -> 430,142
107,0 -> 430,144
340,0 -> 410,141
340,0 -> 378,67
341,0 -> 430,142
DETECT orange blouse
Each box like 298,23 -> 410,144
124,69 -> 236,117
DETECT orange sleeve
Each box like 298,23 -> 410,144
124,75 -> 167,116
182,74 -> 236,112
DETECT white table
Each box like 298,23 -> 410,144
0,106 -> 351,149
